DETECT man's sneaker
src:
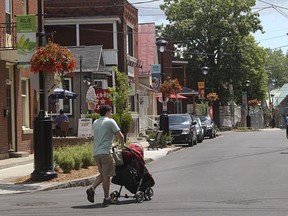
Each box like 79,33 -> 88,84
102,197 -> 119,207
86,187 -> 95,203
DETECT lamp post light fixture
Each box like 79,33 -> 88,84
201,66 -> 209,76
245,80 -> 251,128
156,39 -> 169,135
201,66 -> 209,115
31,0 -> 57,181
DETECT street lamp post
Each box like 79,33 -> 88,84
31,0 -> 57,181
201,66 -> 209,115
245,80 -> 251,128
156,39 -> 169,135
79,55 -> 83,118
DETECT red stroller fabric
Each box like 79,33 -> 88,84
111,143 -> 155,194
122,143 -> 144,163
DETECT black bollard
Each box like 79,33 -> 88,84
160,113 -> 169,135
246,115 -> 251,128
31,112 -> 57,181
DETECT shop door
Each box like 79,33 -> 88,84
6,84 -> 12,150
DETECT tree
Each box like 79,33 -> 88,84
160,0 -> 267,104
265,49 -> 288,88
108,69 -> 132,142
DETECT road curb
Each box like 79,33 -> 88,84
39,147 -> 183,192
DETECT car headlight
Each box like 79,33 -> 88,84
206,125 -> 212,129
182,128 -> 190,134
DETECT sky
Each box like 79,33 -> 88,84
130,0 -> 288,53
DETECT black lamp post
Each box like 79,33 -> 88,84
201,66 -> 209,115
79,55 -> 83,118
245,80 -> 251,128
156,39 -> 169,135
271,93 -> 275,128
31,0 -> 57,181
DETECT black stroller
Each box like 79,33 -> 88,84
111,143 -> 155,203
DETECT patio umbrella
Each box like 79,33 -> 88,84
155,93 -> 187,99
49,88 -> 78,99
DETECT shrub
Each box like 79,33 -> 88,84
82,146 -> 94,168
53,142 -> 95,172
85,113 -> 100,122
58,153 -> 75,173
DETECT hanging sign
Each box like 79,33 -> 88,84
95,89 -> 112,113
16,15 -> 36,66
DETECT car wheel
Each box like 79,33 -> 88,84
198,135 -> 203,143
188,133 -> 193,147
193,132 -> 198,145
209,132 -> 214,139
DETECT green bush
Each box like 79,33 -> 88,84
112,112 -> 132,134
58,153 -> 75,173
85,113 -> 100,122
82,145 -> 94,168
146,130 -> 173,148
53,142 -> 95,172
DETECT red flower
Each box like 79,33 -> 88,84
248,99 -> 259,107
159,78 -> 182,95
30,41 -> 76,77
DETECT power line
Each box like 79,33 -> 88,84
131,0 -> 160,5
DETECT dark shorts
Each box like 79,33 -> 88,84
94,154 -> 115,177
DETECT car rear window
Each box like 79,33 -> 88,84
199,116 -> 211,124
169,115 -> 191,125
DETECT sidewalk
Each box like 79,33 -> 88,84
0,140 -> 182,195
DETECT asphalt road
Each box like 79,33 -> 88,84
1,129 -> 288,216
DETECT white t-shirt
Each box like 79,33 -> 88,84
92,116 -> 120,155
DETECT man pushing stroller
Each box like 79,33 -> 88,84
85,105 -> 124,207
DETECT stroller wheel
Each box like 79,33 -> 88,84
110,190 -> 119,201
135,191 -> 144,203
144,187 -> 154,200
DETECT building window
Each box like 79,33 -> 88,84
126,25 -> 133,56
21,79 -> 30,128
5,0 -> 11,34
22,0 -> 27,14
94,80 -> 108,89
48,78 -> 73,115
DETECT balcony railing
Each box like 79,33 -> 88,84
0,22 -> 17,50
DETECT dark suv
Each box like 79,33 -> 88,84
196,115 -> 216,139
168,114 -> 197,146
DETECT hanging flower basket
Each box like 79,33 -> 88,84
159,78 -> 182,96
206,92 -> 219,102
30,41 -> 77,78
248,99 -> 259,107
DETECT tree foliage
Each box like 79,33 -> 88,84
265,49 -> 288,88
160,0 -> 268,104
108,69 -> 132,141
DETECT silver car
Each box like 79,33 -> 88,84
194,117 -> 204,143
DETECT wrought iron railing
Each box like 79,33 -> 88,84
0,22 -> 17,50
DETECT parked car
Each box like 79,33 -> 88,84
196,115 -> 216,139
168,114 -> 197,146
194,117 -> 204,143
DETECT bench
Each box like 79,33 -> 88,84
147,130 -> 163,150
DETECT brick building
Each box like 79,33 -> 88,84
43,0 -> 140,136
0,0 -> 38,159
